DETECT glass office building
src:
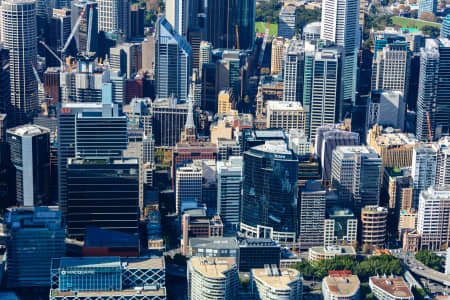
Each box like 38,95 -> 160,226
241,141 -> 298,243
50,256 -> 166,299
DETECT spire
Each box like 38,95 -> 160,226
185,84 -> 196,129
181,84 -> 196,143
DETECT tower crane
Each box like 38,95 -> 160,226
30,61 -> 45,104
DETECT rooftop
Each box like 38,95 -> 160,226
252,267 -> 301,290
57,256 -> 164,270
7,124 -> 49,137
310,246 -> 356,256
190,257 -> 236,278
189,237 -> 238,250
51,289 -> 165,297
84,227 -> 139,248
252,140 -> 291,155
375,130 -> 416,146
370,276 -> 413,298
324,274 -> 360,297
266,101 -> 304,111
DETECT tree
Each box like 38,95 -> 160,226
415,250 -> 443,271
255,0 -> 282,22
421,25 -> 440,38
410,10 -> 418,18
420,12 -> 437,22
296,7 -> 322,33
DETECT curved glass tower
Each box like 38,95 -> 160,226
241,141 -> 298,243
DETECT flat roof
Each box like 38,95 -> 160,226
252,140 -> 291,155
252,268 -> 300,290
7,124 -> 49,137
60,257 -> 121,269
266,101 -> 304,111
124,257 -> 164,269
310,246 -> 356,256
190,237 -> 238,250
370,276 -> 413,298
324,274 -> 360,297
190,257 -> 236,278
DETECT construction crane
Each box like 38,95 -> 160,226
62,4 -> 88,54
235,25 -> 240,50
426,112 -> 433,145
40,41 -> 64,68
257,22 -> 270,68
30,61 -> 45,104
86,4 -> 93,55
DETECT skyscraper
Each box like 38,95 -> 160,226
320,0 -> 360,112
283,39 -> 304,103
315,124 -> 360,182
217,157 -> 243,231
416,39 -> 450,141
241,141 -> 298,243
271,37 -> 286,75
278,5 -> 297,39
309,47 -> 342,143
97,0 -> 128,37
0,45 -> 10,114
360,206 -> 387,248
411,144 -> 437,207
166,0 -> 190,37
156,17 -> 192,102
207,0 -> 255,50
175,165 -> 202,214
418,0 -> 437,17
371,43 -> 410,97
66,157 -> 139,240
436,136 -> 450,185
441,15 -> 450,39
417,185 -> 450,250
331,146 -> 382,213
1,0 -> 38,125
4,207 -> 65,288
7,125 -> 50,207
57,101 -> 127,216
299,180 -> 326,250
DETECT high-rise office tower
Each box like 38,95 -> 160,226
188,257 -> 239,300
360,206 -> 387,247
283,39 -> 304,103
71,1 -> 98,55
278,5 -> 297,39
110,43 -> 142,79
320,0 -> 359,112
152,97 -> 189,147
271,37 -> 286,75
331,146 -> 382,213
265,101 -> 306,131
97,0 -> 128,37
217,157 -> 243,231
419,0 -> 437,17
57,100 -> 127,216
66,157 -> 139,240
441,15 -> 450,39
175,165 -> 202,214
0,45 -> 10,114
417,185 -> 450,250
324,207 -> 358,247
299,180 -> 326,250
216,50 -> 246,101
207,0 -> 255,50
416,39 -> 450,141
436,137 -> 450,185
128,4 -> 144,39
241,141 -> 298,243
309,48 -> 342,143
199,41 -> 212,78
370,90 -> 406,131
7,125 -> 50,207
3,207 -> 65,288
156,17 -> 192,102
315,124 -> 360,182
1,0 -> 38,125
166,0 -> 190,37
371,43 -> 410,97
303,22 -> 321,41
411,144 -> 437,207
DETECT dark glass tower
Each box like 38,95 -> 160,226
207,0 -> 255,50
66,157 -> 139,240
241,141 -> 298,243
